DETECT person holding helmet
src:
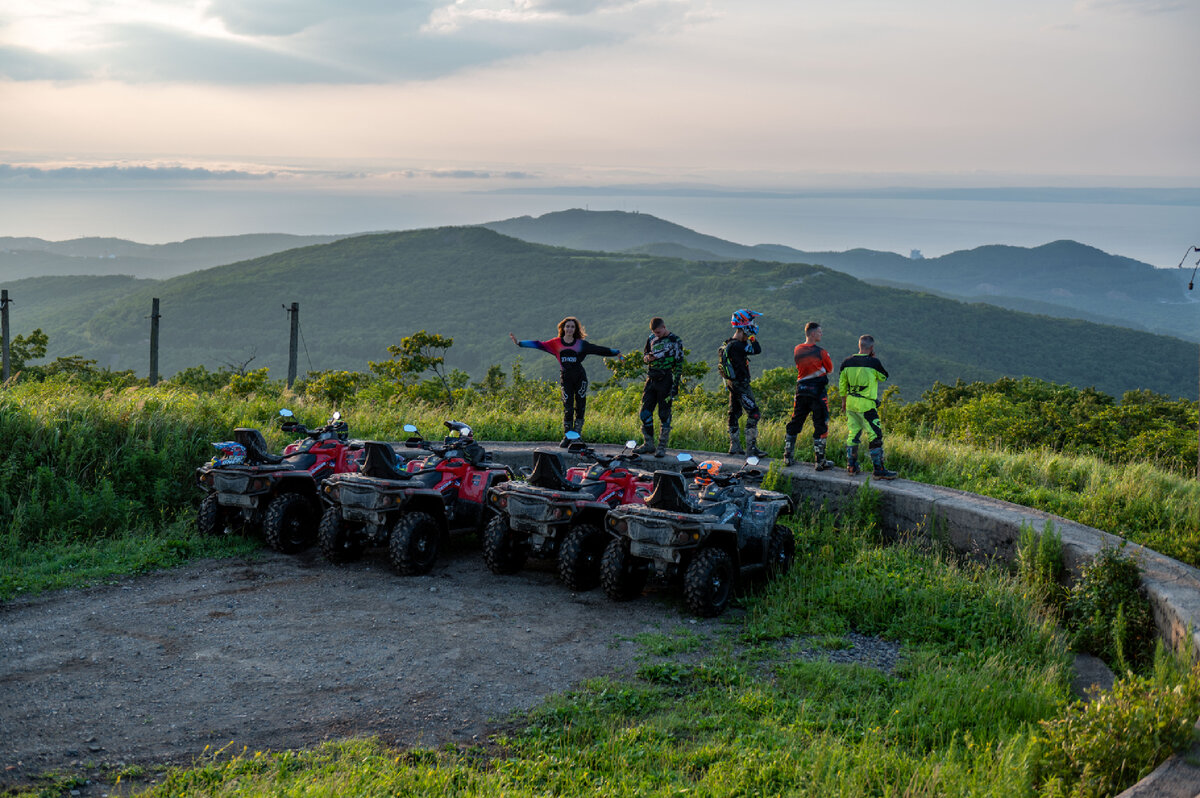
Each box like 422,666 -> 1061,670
635,317 -> 685,458
718,309 -> 765,457
509,317 -> 620,447
838,334 -> 897,479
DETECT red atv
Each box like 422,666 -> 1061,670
196,409 -> 366,553
483,433 -> 654,591
317,421 -> 513,575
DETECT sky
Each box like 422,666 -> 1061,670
0,0 -> 1197,253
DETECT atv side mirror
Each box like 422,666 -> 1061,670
745,456 -> 760,466
403,424 -> 419,433
331,411 -> 341,422
279,408 -> 294,418
624,440 -> 637,449
676,452 -> 693,463
565,430 -> 581,441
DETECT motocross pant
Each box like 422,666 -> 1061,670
726,379 -> 761,430
786,390 -> 829,441
560,369 -> 588,430
639,370 -> 675,436
846,407 -> 884,450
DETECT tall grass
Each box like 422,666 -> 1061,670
2,378 -> 1198,599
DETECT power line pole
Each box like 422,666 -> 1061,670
149,297 -> 161,387
1,289 -> 10,382
286,302 -> 299,389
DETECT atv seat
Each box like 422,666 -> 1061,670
528,449 -> 575,491
360,441 -> 408,480
235,428 -> 283,465
645,470 -> 703,514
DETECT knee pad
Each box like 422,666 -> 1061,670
639,409 -> 653,426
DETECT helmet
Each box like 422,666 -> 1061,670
693,460 -> 721,486
730,308 -> 761,335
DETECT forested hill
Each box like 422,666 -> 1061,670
483,209 -> 1198,343
0,232 -> 354,280
6,225 -> 1197,399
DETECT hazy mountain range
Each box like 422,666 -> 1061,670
2,223 -> 1195,399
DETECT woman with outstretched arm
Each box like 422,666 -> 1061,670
509,317 -> 621,446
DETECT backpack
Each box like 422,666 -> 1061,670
716,340 -> 735,381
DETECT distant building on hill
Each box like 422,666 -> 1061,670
910,249 -> 924,260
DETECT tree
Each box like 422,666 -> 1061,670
369,331 -> 455,406
9,328 -> 48,372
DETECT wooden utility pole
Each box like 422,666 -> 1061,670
1178,245 -> 1200,481
1,289 -> 10,382
286,302 -> 299,389
149,297 -> 161,387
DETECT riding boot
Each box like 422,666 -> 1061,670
634,432 -> 656,455
559,425 -> 572,448
655,426 -> 671,458
783,434 -> 796,466
814,438 -> 834,471
728,427 -> 744,456
870,447 -> 898,480
745,427 -> 766,458
846,445 -> 860,475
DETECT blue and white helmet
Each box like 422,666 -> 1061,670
730,308 -> 762,335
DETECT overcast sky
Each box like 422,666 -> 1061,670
0,0 -> 1197,246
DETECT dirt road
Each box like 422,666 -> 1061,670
0,545 -> 713,786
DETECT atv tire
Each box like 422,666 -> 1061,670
482,513 -> 527,575
263,492 -> 317,553
198,492 -> 232,537
600,537 -> 648,601
318,506 -> 363,563
389,511 -> 440,576
765,524 -> 795,578
557,524 -> 605,592
683,546 -> 735,617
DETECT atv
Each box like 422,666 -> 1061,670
317,421 -> 512,575
483,433 -> 654,591
196,409 -> 366,553
600,455 -> 795,617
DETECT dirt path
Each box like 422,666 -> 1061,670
0,545 -> 715,787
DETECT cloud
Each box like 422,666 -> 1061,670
0,0 -> 701,84
1074,0 -> 1190,13
0,164 -> 275,181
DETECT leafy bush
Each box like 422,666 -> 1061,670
225,367 -> 272,397
1035,642 -> 1200,798
1065,545 -> 1157,673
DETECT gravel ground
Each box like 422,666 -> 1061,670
0,543 -> 904,792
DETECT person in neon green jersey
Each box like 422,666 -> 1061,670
838,334 -> 897,479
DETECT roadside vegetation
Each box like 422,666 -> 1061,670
4,336 -> 1199,796
35,508 -> 1189,798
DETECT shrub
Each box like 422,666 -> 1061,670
1065,545 -> 1157,673
1035,642 -> 1200,797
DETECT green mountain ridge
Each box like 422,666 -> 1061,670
2,225 -> 1195,399
483,210 -> 1199,343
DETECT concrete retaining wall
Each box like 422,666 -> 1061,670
484,442 -> 1200,657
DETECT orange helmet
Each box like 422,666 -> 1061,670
694,460 -> 721,486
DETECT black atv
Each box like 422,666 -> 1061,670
483,434 -> 653,591
600,455 -> 795,617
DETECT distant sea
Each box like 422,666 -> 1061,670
0,184 -> 1196,267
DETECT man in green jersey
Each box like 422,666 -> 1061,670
838,334 -> 897,479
